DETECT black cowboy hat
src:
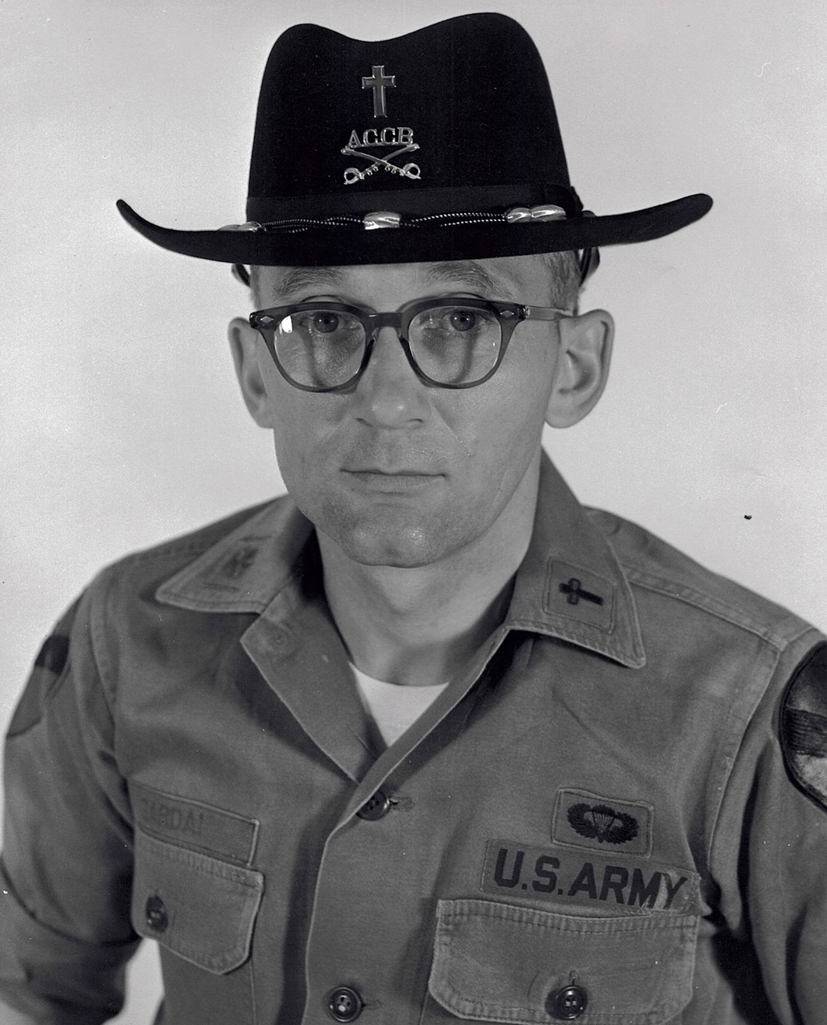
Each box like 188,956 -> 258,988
117,13 -> 711,269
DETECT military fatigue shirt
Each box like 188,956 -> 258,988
2,457 -> 826,1024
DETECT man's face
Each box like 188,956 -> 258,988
243,255 -> 573,569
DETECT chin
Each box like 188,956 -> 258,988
319,506 -> 466,569
337,526 -> 449,569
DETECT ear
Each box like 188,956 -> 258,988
227,317 -> 273,428
545,309 -> 614,428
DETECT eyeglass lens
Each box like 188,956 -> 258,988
274,304 -> 502,389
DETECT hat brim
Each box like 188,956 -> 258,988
116,194 -> 711,267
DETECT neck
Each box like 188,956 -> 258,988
319,457 -> 541,686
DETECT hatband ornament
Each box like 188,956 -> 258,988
117,14 -> 712,268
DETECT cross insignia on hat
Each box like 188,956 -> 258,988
362,65 -> 396,117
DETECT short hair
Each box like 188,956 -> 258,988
248,264 -> 264,308
539,251 -> 581,311
248,251 -> 582,310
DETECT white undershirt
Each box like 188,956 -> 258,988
350,664 -> 449,747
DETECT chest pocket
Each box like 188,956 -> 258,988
131,829 -> 264,974
429,898 -> 697,1024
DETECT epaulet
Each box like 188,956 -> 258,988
781,642 -> 827,811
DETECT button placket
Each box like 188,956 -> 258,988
327,985 -> 364,1022
145,894 -> 168,933
356,789 -> 393,820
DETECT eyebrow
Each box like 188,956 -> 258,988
421,261 -> 517,299
270,266 -> 346,301
266,260 -> 516,303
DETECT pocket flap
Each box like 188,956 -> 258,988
132,830 -> 264,974
429,898 -> 697,1024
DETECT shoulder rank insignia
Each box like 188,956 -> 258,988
781,641 -> 827,811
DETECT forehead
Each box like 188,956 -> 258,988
255,255 -> 551,305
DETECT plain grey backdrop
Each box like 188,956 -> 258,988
1,1 -> 825,1021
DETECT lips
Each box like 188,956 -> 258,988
345,468 -> 438,476
342,468 -> 444,489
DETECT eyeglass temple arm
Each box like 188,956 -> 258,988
522,306 -> 572,320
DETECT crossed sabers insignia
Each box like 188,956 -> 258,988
341,142 -> 421,186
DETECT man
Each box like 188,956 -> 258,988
1,12 -> 825,1025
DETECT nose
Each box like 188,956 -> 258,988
351,325 -> 429,428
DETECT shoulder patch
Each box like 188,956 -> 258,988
34,633 -> 69,674
781,642 -> 827,811
7,634 -> 71,739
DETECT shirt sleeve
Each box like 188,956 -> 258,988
711,629 -> 827,1024
0,583 -> 140,1024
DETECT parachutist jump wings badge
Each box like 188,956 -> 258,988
567,802 -> 640,845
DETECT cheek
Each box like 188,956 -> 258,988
262,376 -> 345,485
271,404 -> 320,476
450,347 -> 556,459
258,367 -> 315,474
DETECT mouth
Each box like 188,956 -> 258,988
342,469 -> 444,490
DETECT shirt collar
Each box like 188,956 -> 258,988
506,455 -> 645,668
156,455 -> 645,669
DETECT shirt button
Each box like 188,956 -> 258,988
145,895 -> 168,933
548,984 -> 588,1020
356,789 -> 392,820
327,985 -> 364,1022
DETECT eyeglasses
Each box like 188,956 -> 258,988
249,297 -> 570,392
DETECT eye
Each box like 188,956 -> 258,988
448,309 -> 478,333
310,312 -> 340,334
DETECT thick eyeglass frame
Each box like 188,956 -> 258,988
249,297 -> 570,392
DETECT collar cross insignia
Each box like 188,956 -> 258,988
559,577 -> 604,607
219,544 -> 259,580
362,65 -> 396,117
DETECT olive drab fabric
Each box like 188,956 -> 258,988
2,457 -> 826,1024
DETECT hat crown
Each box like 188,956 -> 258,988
247,14 -> 575,221
117,13 -> 712,267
